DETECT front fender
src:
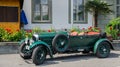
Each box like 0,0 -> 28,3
30,41 -> 53,58
19,38 -> 30,45
94,38 -> 113,54
19,39 -> 25,45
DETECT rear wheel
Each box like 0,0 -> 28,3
96,42 -> 110,58
19,42 -> 31,59
32,46 -> 47,65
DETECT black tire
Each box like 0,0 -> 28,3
52,34 -> 69,52
96,42 -> 110,58
19,42 -> 31,59
32,46 -> 47,65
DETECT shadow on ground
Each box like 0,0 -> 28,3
23,51 -> 120,66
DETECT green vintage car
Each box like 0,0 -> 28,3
19,31 -> 114,65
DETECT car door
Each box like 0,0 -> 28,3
69,35 -> 99,49
69,35 -> 86,48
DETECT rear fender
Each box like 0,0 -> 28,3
30,41 -> 53,58
94,38 -> 113,54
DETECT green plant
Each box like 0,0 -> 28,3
0,28 -> 6,41
47,27 -> 56,32
1,29 -> 26,42
70,26 -> 81,33
105,17 -> 120,40
85,0 -> 113,27
11,29 -> 26,41
87,26 -> 101,32
32,27 -> 42,34
2,32 -> 11,42
0,28 -> 27,42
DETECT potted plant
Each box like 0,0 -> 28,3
85,0 -> 113,27
105,17 -> 120,50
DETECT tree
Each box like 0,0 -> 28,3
85,0 -> 113,27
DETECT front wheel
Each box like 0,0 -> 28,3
19,42 -> 31,59
32,46 -> 47,65
96,42 -> 110,58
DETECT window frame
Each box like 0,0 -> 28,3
116,0 -> 120,17
32,0 -> 52,23
0,6 -> 18,22
72,0 -> 87,24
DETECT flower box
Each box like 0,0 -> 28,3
112,40 -> 120,50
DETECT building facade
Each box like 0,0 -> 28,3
22,0 -> 119,30
0,0 -> 20,32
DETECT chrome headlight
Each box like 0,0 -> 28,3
25,38 -> 29,44
32,34 -> 39,41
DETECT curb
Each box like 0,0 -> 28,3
112,40 -> 120,51
0,42 -> 20,54
112,44 -> 120,51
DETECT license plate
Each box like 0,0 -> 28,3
26,45 -> 30,50
77,49 -> 84,51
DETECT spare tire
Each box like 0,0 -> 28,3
52,34 -> 69,52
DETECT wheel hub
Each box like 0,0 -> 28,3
103,48 -> 107,52
61,41 -> 65,46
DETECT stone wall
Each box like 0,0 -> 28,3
0,42 -> 19,54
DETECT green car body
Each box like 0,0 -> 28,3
19,31 -> 114,65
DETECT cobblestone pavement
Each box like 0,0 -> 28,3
0,51 -> 120,67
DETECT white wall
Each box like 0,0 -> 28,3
23,0 -> 92,30
23,0 -> 52,30
52,0 -> 70,29
70,0 -> 93,29
98,0 -> 115,31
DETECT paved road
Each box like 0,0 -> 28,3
0,51 -> 120,67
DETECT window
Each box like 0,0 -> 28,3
32,0 -> 52,23
0,6 -> 18,22
73,0 -> 86,23
115,0 -> 120,31
116,0 -> 120,17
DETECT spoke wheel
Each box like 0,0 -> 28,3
96,42 -> 110,58
32,46 -> 47,65
52,34 -> 69,52
19,42 -> 31,59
